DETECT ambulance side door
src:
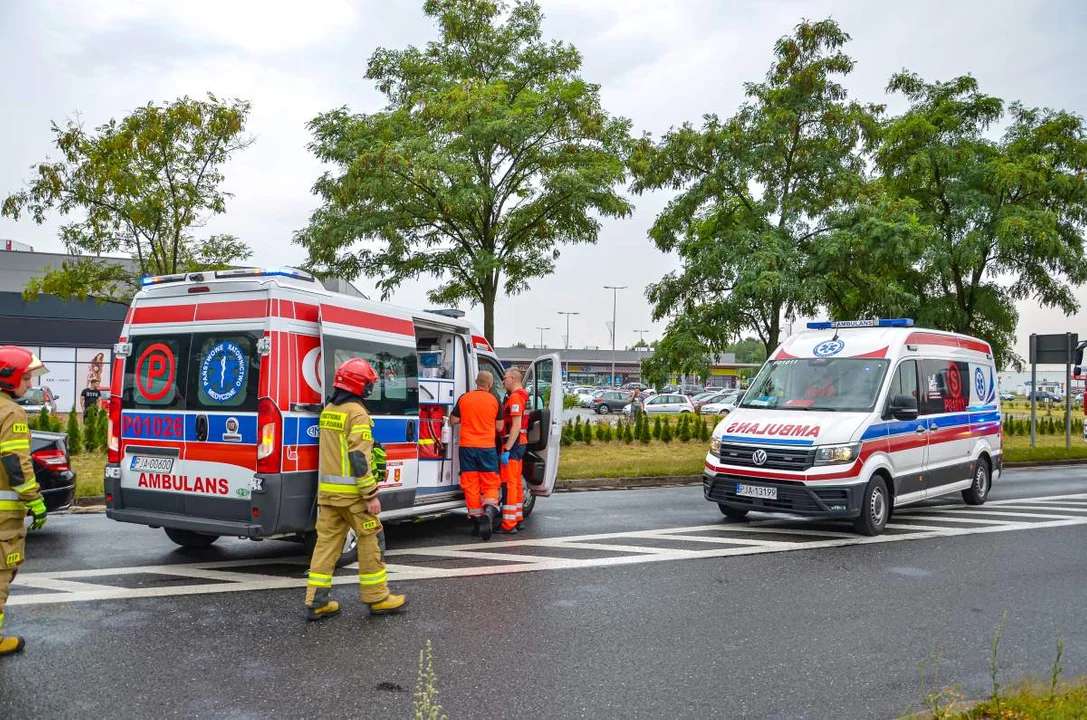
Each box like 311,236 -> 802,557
523,353 -> 563,497
318,305 -> 420,512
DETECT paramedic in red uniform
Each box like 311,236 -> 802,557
449,371 -> 503,541
497,367 -> 530,534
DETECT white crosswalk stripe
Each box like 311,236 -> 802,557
9,493 -> 1087,606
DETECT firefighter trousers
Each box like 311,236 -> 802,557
305,500 -> 389,606
0,516 -> 27,634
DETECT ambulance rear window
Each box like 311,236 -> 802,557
122,331 -> 262,412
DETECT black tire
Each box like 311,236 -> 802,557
962,458 -> 991,506
522,479 -> 537,520
598,404 -> 610,414
853,476 -> 890,536
164,528 -> 218,548
718,503 -> 749,520
302,528 -> 371,567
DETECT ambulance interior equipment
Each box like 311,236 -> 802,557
704,318 -> 1003,536
103,267 -> 563,555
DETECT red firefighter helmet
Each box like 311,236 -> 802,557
0,346 -> 49,393
333,357 -> 378,397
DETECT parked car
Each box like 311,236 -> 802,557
591,390 -> 633,414
700,390 -> 746,416
621,382 -> 649,391
15,386 -> 58,416
624,392 -> 695,415
999,391 -> 1015,401
30,430 -> 77,512
690,391 -> 729,412
1028,391 -> 1061,403
579,389 -> 605,407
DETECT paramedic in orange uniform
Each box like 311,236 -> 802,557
497,367 -> 530,534
449,371 -> 503,541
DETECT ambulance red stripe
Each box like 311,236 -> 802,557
319,305 -> 413,336
906,331 -> 991,355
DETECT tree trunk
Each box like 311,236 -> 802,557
482,281 -> 497,345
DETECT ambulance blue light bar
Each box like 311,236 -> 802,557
806,318 -> 915,330
141,267 -> 316,286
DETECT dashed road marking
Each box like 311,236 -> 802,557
10,493 -> 1087,607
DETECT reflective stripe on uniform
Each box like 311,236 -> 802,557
319,482 -> 359,495
0,500 -> 25,512
319,411 -> 347,431
11,480 -> 38,494
359,569 -> 387,586
308,572 -> 334,588
350,424 -> 373,441
418,439 -> 435,445
0,439 -> 29,453
357,475 -> 376,489
0,490 -> 20,501
339,435 -> 349,477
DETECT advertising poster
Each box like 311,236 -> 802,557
41,361 -> 76,411
77,348 -> 110,412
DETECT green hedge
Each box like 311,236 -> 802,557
562,414 -> 711,447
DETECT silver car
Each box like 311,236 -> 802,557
16,386 -> 58,416
625,392 -> 694,415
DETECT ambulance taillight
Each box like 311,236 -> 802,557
107,395 -> 122,464
256,397 -> 282,474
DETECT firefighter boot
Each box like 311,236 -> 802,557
305,587 -> 341,622
0,635 -> 26,656
369,593 -> 408,615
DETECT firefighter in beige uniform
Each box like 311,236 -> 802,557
0,347 -> 50,656
304,357 -> 407,620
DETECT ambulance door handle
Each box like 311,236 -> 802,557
928,423 -> 938,432
915,425 -> 926,435
195,414 -> 209,442
406,420 -> 416,442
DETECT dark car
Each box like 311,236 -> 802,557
30,430 -> 77,512
590,390 -> 632,414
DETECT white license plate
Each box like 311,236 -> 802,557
736,483 -> 777,500
130,456 -> 174,473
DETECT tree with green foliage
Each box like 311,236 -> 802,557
638,415 -> 651,444
679,414 -> 692,442
573,416 -> 583,442
296,0 -> 632,343
652,416 -> 662,440
623,421 -> 634,444
96,409 -> 109,451
3,95 -> 254,302
66,407 -> 82,456
583,423 -> 592,445
836,73 -> 1087,367
629,19 -> 879,362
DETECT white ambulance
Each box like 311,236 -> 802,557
102,267 -> 563,555
704,319 -> 1002,535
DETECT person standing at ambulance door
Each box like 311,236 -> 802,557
304,358 -> 407,621
497,368 -> 529,534
448,371 -> 503,541
0,347 -> 50,656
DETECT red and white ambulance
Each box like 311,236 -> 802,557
704,319 -> 1002,535
102,267 -> 562,552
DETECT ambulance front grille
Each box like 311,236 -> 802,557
704,477 -> 822,512
714,443 -> 815,471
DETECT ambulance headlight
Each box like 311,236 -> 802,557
814,443 -> 860,466
710,436 -> 722,454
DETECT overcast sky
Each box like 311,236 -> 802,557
2,0 -> 1086,360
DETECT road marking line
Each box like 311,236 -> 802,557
920,509 -> 1083,520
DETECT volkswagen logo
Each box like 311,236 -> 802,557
752,449 -> 768,466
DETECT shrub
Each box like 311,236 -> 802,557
661,417 -> 673,443
83,405 -> 99,453
96,410 -> 108,450
652,416 -> 662,440
623,421 -> 634,444
66,407 -> 83,456
583,423 -> 593,445
573,417 -> 583,441
679,414 -> 692,442
639,416 -> 651,444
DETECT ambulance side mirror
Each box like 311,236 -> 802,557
889,394 -> 919,421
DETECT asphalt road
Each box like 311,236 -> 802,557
2,466 -> 1086,719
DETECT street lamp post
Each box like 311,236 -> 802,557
536,326 -> 550,350
603,285 -> 627,387
557,311 -> 579,382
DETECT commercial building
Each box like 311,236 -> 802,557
493,346 -> 760,388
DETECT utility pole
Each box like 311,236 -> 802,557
603,286 -> 627,387
634,329 -> 650,346
536,326 -> 550,350
557,311 -> 579,381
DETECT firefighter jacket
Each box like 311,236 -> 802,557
0,393 -> 42,520
317,400 -> 377,506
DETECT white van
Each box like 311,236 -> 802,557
704,319 -> 1002,535
101,267 -> 563,554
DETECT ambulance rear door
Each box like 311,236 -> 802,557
523,352 -> 563,497
318,303 -> 420,512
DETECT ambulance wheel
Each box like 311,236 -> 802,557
522,479 -> 536,520
853,476 -> 889,536
962,458 -> 990,506
718,504 -> 748,520
164,528 -> 219,548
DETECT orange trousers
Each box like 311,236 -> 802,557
499,456 -> 524,531
460,471 -> 500,518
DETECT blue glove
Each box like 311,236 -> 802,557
500,451 -> 510,466
28,497 -> 47,531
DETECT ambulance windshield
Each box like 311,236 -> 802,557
740,358 -> 889,413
